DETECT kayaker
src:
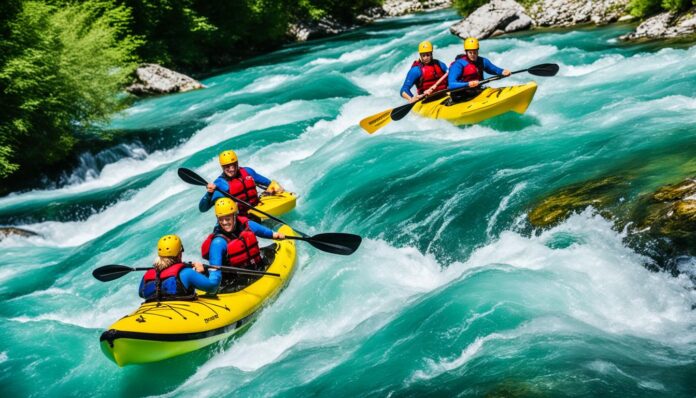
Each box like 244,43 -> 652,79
139,235 -> 221,301
400,41 -> 449,103
447,37 -> 510,99
201,197 -> 285,277
199,150 -> 285,215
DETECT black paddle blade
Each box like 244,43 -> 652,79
391,102 -> 416,121
92,264 -> 135,282
307,233 -> 362,255
528,63 -> 559,77
178,167 -> 208,186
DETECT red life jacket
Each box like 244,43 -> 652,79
140,263 -> 196,301
412,60 -> 448,94
453,54 -> 484,82
200,217 -> 263,269
225,168 -> 259,214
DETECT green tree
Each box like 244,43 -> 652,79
453,0 -> 488,16
0,0 -> 139,181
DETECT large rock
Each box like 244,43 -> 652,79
527,0 -> 630,26
450,0 -> 533,39
382,0 -> 453,17
288,16 -> 351,41
0,227 -> 39,241
621,7 -> 696,40
126,64 -> 205,96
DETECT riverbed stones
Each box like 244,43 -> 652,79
126,64 -> 205,96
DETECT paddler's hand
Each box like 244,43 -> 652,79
191,262 -> 205,273
468,80 -> 479,88
424,87 -> 436,96
502,69 -> 511,77
206,183 -> 215,193
409,94 -> 424,103
272,232 -> 285,240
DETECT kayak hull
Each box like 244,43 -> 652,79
249,191 -> 296,221
99,225 -> 297,366
413,82 -> 538,125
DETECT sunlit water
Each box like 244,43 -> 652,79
1,9 -> 695,397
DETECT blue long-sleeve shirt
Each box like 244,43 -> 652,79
400,60 -> 448,97
138,267 -> 221,297
198,167 -> 272,212
208,221 -> 275,266
447,57 -> 504,89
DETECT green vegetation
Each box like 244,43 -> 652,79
0,0 -> 139,183
0,0 -> 381,191
453,0 -> 489,16
628,0 -> 693,16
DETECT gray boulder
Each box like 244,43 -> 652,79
527,0 -> 630,26
288,16 -> 351,41
450,0 -> 533,39
126,64 -> 205,96
382,0 -> 453,17
621,7 -> 696,40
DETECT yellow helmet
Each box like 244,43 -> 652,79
157,234 -> 183,257
464,37 -> 479,51
418,41 -> 434,53
218,150 -> 238,166
214,197 -> 238,217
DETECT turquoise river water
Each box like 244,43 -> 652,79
1,9 -> 695,398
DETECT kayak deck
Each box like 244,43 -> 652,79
413,82 -> 538,125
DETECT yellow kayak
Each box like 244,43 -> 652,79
99,225 -> 297,366
249,191 -> 296,221
412,82 -> 538,125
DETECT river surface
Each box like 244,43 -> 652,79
1,9 -> 695,397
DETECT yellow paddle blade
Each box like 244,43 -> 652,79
359,108 -> 393,134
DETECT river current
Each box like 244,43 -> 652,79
1,9 -> 695,397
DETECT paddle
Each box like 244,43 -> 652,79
177,167 -> 362,255
286,233 -> 361,255
359,63 -> 559,133
92,263 -> 280,282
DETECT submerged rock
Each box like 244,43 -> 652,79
529,175 -> 696,272
450,0 -> 533,39
126,64 -> 205,96
0,227 -> 40,241
528,176 -> 627,228
621,7 -> 696,41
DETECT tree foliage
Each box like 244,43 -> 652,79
0,0 -> 385,187
0,0 -> 139,181
628,0 -> 693,16
453,0 -> 488,16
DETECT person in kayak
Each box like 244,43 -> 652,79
447,37 -> 510,101
201,198 -> 285,288
400,41 -> 449,103
199,150 -> 285,216
139,234 -> 221,301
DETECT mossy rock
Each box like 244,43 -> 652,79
528,176 -> 628,228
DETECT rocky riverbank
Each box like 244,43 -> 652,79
450,0 -> 696,42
